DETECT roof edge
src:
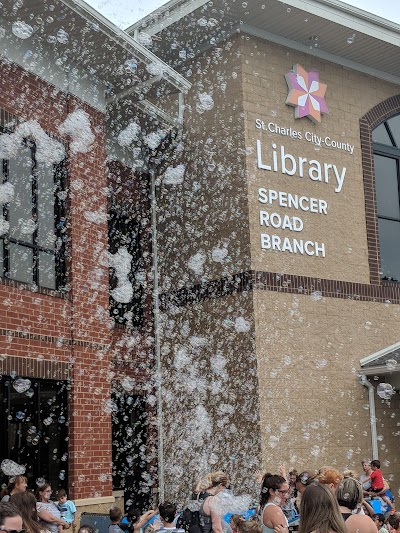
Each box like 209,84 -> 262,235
360,340 -> 400,367
60,0 -> 191,92
125,0 -> 400,38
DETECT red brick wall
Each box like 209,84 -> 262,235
0,59 -> 113,500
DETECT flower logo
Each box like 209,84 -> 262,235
285,64 -> 328,123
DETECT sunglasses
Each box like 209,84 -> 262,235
0,529 -> 26,533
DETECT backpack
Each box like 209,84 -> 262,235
176,507 -> 202,533
176,493 -> 210,533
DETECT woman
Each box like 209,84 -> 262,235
0,476 -> 28,502
298,483 -> 347,533
199,471 -> 230,533
360,461 -> 372,494
10,491 -> 43,533
36,484 -> 70,533
281,470 -> 298,520
259,473 -> 289,533
316,468 -> 343,491
336,477 -> 376,533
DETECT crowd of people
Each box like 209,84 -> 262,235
0,477 -> 75,533
0,461 -> 398,533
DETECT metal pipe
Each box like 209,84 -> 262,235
359,374 -> 379,460
150,163 -> 164,501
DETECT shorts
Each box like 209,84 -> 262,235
370,487 -> 384,493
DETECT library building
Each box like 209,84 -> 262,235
1,0 -> 400,515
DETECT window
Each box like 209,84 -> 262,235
108,205 -> 144,327
0,377 -> 69,491
372,115 -> 400,282
0,135 -> 66,290
111,386 -> 150,511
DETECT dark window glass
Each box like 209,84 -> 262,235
378,219 -> 400,281
108,207 -> 143,327
374,155 -> 400,219
111,387 -> 150,511
388,114 -> 400,147
0,136 -> 66,289
373,115 -> 400,282
0,377 -> 69,491
372,123 -> 393,146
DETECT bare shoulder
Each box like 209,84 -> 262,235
263,505 -> 286,527
345,514 -> 376,533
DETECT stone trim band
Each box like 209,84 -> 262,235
159,270 -> 400,309
0,328 -> 107,350
0,355 -> 72,380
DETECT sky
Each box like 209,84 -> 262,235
85,0 -> 400,29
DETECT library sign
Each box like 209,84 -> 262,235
255,64 -> 353,259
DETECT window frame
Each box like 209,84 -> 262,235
0,132 -> 67,290
372,114 -> 400,283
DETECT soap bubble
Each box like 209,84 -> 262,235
124,59 -> 138,73
56,29 -> 69,44
196,92 -> 214,113
137,32 -> 152,47
234,317 -> 250,333
121,376 -> 135,392
386,359 -> 398,371
163,165 -> 185,185
12,22 -> 34,39
310,291 -> 322,301
13,378 -> 31,393
377,383 -> 395,399
1,459 -> 26,476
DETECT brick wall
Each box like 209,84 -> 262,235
0,59 -> 113,500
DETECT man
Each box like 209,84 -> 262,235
0,502 -> 24,533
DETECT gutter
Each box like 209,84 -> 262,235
60,0 -> 191,94
359,374 -> 379,460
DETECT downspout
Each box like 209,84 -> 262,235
359,374 -> 379,459
149,160 -> 164,502
148,130 -> 178,503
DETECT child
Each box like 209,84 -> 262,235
388,512 -> 400,533
363,460 -> 394,510
57,489 -> 77,530
373,513 -> 388,533
153,502 -> 184,533
230,515 -> 245,533
109,507 -> 125,533
126,507 -> 157,533
237,519 -> 262,533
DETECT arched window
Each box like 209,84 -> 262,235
372,114 -> 400,282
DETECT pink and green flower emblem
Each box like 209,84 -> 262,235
285,64 -> 328,123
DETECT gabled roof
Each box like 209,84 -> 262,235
127,0 -> 400,85
0,0 -> 190,120
360,341 -> 400,375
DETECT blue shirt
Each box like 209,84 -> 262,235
58,500 -> 76,523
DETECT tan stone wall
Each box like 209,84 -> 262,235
253,289 -> 400,496
241,36 -> 400,282
159,291 -> 261,501
157,39 -> 251,292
